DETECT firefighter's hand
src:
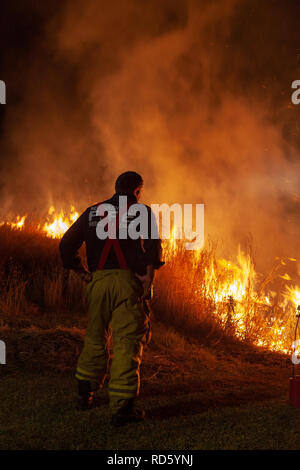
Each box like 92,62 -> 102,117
135,265 -> 154,300
73,268 -> 92,283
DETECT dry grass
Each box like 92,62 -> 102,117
155,239 -> 296,352
0,225 -> 296,355
0,225 -> 86,318
0,316 -> 288,402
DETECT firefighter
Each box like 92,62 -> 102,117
59,171 -> 164,426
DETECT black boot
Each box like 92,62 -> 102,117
111,399 -> 145,427
76,379 -> 95,411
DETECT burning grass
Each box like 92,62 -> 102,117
155,238 -> 299,354
0,223 -> 299,355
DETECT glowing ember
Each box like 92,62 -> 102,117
280,273 -> 292,281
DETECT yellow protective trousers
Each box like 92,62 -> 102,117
75,269 -> 151,413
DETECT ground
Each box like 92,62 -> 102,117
1,314 -> 299,450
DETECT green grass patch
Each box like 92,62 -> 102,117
0,369 -> 299,450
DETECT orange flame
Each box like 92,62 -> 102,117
42,206 -> 79,238
0,215 -> 27,230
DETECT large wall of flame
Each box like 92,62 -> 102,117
0,0 -> 299,269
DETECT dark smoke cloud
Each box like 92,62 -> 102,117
0,0 -> 300,269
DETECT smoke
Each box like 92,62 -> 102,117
0,0 -> 300,269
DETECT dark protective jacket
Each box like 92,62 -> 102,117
59,192 -> 164,275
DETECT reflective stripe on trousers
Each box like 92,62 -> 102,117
75,269 -> 150,412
